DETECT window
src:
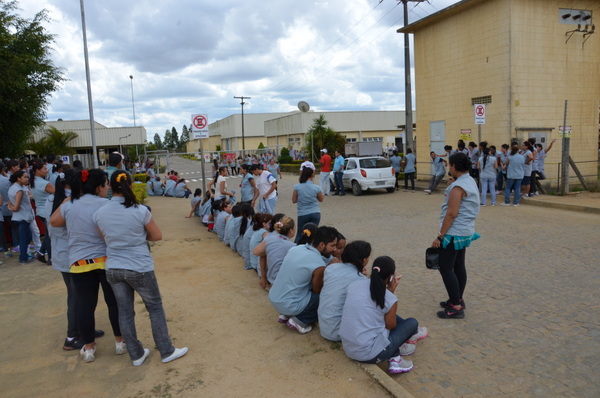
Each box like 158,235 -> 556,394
360,158 -> 390,169
346,160 -> 356,170
471,96 -> 492,105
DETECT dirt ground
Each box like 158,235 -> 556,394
0,194 -> 390,398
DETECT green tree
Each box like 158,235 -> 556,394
0,1 -> 65,158
171,127 -> 179,150
153,132 -> 163,149
163,129 -> 173,149
179,124 -> 190,151
305,114 -> 345,159
27,126 -> 78,156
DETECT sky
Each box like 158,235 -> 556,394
17,0 -> 461,142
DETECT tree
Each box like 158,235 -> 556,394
27,126 -> 78,156
179,124 -> 190,151
0,1 -> 65,158
163,129 -> 173,149
153,133 -> 163,149
171,127 -> 179,150
305,114 -> 345,159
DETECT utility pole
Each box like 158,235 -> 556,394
560,100 -> 570,195
129,75 -> 136,126
234,96 -> 251,158
398,0 -> 425,155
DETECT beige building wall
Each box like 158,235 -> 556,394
403,0 -> 599,184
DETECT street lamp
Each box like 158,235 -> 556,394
119,134 -> 131,156
234,96 -> 251,158
129,75 -> 136,126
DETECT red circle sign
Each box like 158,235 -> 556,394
193,115 -> 207,129
475,105 -> 485,116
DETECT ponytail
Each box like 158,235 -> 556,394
239,204 -> 255,236
369,256 -> 396,309
71,169 -> 107,201
110,170 -> 138,208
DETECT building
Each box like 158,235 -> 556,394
187,110 -> 415,156
33,120 -> 146,167
399,0 -> 599,185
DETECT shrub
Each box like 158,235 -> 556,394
132,173 -> 147,183
131,182 -> 147,203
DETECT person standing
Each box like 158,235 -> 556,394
424,152 -> 447,194
495,144 -> 509,194
389,151 -> 402,191
292,167 -> 324,243
478,148 -> 497,206
268,226 -> 338,334
520,141 -> 535,198
332,150 -> 345,196
105,152 -> 123,200
30,160 -> 55,264
318,149 -> 332,196
239,164 -> 258,206
266,158 -> 282,182
431,153 -> 480,319
0,161 -> 19,258
7,171 -> 35,263
502,144 -> 526,206
533,139 -> 556,189
94,171 -> 188,366
252,165 -> 278,213
50,169 -> 125,362
402,148 -> 416,192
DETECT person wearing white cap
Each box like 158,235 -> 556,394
300,155 -> 315,172
318,149 -> 332,196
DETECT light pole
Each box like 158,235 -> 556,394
79,0 -> 99,168
234,96 -> 251,158
129,75 -> 136,126
119,134 -> 131,156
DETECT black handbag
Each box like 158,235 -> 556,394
426,247 -> 440,270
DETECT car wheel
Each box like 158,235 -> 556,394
386,187 -> 395,193
352,180 -> 362,196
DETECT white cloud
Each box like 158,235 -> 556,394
17,0 -> 460,141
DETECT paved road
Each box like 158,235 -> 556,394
172,155 -> 600,397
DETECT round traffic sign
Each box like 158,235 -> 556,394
193,115 -> 207,129
475,105 -> 485,117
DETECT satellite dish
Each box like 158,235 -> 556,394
298,101 -> 310,112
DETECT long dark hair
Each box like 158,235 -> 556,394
9,169 -> 27,184
341,240 -> 372,274
482,147 -> 490,169
52,168 -> 76,215
110,170 -> 138,208
370,256 -> 396,309
252,213 -> 273,231
299,166 -> 314,183
29,159 -> 45,188
449,153 -> 470,172
70,169 -> 107,201
269,213 -> 285,232
239,204 -> 255,236
297,222 -> 318,245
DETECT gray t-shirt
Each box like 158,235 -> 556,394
339,278 -> 397,362
318,262 -> 366,341
93,197 -> 153,273
215,211 -> 229,241
249,228 -> 267,273
264,232 -> 296,284
32,176 -> 51,218
294,181 -> 322,216
268,244 -> 324,316
8,184 -> 33,222
60,194 -> 109,264
0,175 -> 13,217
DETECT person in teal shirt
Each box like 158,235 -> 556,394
333,150 -> 345,196
403,148 -> 416,192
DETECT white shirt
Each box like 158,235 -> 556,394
255,171 -> 277,200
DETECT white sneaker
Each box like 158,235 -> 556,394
388,356 -> 413,374
115,341 -> 127,355
500,203 -> 511,207
399,343 -> 416,356
133,348 -> 150,366
162,347 -> 188,363
407,326 -> 429,344
286,317 -> 312,334
423,189 -> 431,194
80,345 -> 96,363
278,314 -> 290,324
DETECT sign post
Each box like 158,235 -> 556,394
191,114 -> 209,192
560,100 -> 570,195
474,104 -> 485,143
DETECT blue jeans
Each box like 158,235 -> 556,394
404,172 -> 415,190
291,291 -> 320,328
295,212 -> 321,243
319,172 -> 331,195
496,171 -> 506,191
334,172 -> 344,194
16,220 -> 32,262
259,197 -> 277,214
106,269 -> 175,361
480,178 -> 496,205
367,315 -> 418,363
505,178 -> 522,204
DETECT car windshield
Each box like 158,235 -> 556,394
359,158 -> 390,169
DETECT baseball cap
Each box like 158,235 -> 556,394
320,148 -> 327,153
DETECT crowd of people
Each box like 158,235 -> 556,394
0,152 -> 188,366
191,164 -> 434,375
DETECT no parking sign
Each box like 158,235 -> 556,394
191,114 -> 209,139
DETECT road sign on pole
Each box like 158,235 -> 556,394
474,104 -> 486,124
191,114 -> 209,139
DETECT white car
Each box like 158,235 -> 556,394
332,156 -> 396,196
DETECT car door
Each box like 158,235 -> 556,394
343,159 -> 355,187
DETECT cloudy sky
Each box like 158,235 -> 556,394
18,0 -> 460,141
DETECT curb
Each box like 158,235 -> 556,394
518,198 -> 600,214
359,363 -> 416,398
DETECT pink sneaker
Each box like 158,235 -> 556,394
407,327 -> 428,344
